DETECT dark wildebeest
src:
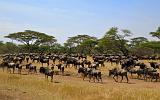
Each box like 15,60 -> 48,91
15,64 -> 23,74
51,56 -> 56,64
78,67 -> 89,80
82,59 -> 91,67
74,60 -> 84,69
149,62 -> 160,69
56,63 -> 65,74
78,67 -> 102,83
26,63 -> 37,74
7,62 -> 17,74
90,62 -> 99,69
78,54 -> 87,60
32,56 -> 39,63
121,58 -> 136,70
0,61 -> 8,72
93,55 -> 105,62
143,68 -> 158,81
129,62 -> 147,78
109,68 -> 129,83
39,56 -> 50,67
145,71 -> 159,82
26,56 -> 30,63
65,57 -> 78,68
88,68 -> 102,83
40,67 -> 54,82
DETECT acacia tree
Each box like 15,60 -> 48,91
65,35 -> 97,54
100,27 -> 132,55
130,37 -> 148,47
5,30 -> 56,53
0,42 -> 19,54
79,39 -> 97,55
150,27 -> 160,39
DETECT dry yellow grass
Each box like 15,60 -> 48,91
0,58 -> 160,100
0,70 -> 160,100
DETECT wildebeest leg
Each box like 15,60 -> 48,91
120,76 -> 123,82
51,76 -> 53,82
113,75 -> 117,82
83,74 -> 86,81
97,76 -> 99,82
150,75 -> 153,82
126,75 -> 129,83
47,75 -> 48,81
93,76 -> 95,82
13,67 -> 15,74
20,68 -> 22,74
89,75 -> 92,82
34,67 -> 37,73
8,68 -> 11,73
100,77 -> 102,83
131,72 -> 133,78
146,75 -> 150,82
137,73 -> 140,79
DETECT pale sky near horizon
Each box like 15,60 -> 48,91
0,0 -> 160,44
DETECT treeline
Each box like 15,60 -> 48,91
0,27 -> 160,56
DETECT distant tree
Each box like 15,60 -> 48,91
140,41 -> 160,54
65,35 -> 97,54
1,42 -> 19,54
150,27 -> 160,39
79,39 -> 98,55
50,43 -> 64,54
130,37 -> 148,47
131,47 -> 154,56
5,30 -> 56,53
100,27 -> 132,55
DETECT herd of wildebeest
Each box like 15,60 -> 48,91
0,53 -> 160,83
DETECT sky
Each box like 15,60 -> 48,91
0,0 -> 160,44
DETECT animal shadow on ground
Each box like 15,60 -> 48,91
54,81 -> 60,83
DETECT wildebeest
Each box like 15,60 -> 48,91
31,56 -> 39,63
109,68 -> 129,83
82,59 -> 91,67
39,67 -> 54,82
78,67 -> 102,83
56,63 -> 65,74
88,68 -> 102,83
0,61 -> 8,72
7,62 -> 17,73
134,67 -> 157,80
26,63 -> 37,74
39,56 -> 50,66
149,62 -> 160,69
78,67 -> 89,80
121,58 -> 136,70
26,56 -> 30,63
65,57 -> 78,68
145,71 -> 159,82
